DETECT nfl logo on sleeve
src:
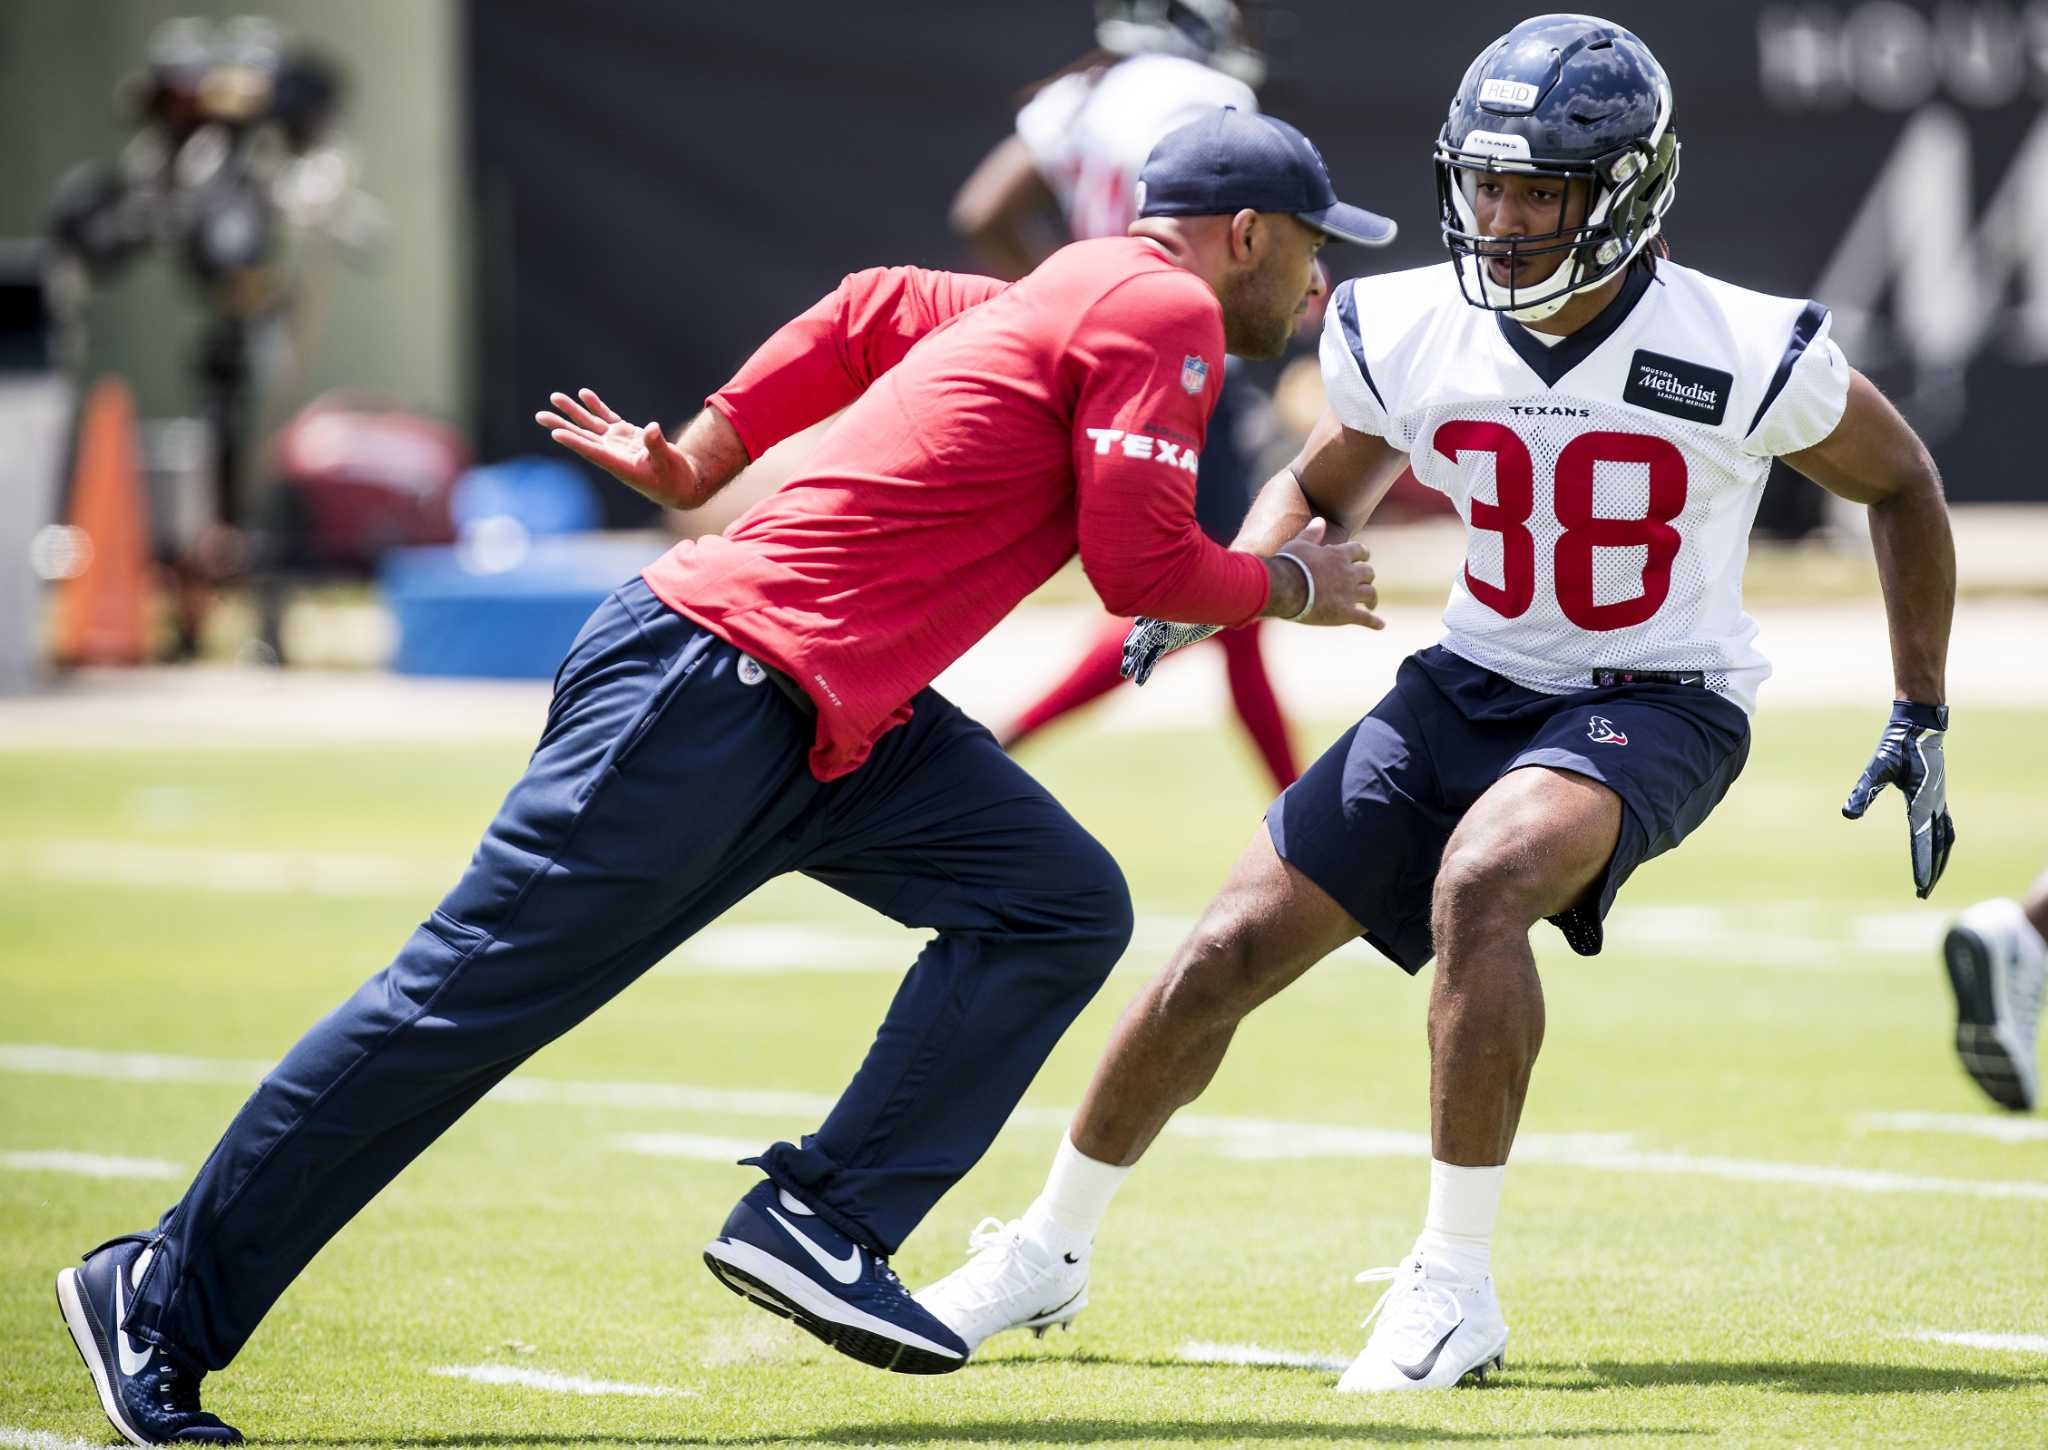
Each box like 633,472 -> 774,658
1180,355 -> 1211,395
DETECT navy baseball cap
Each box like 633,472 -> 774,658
1136,107 -> 1397,246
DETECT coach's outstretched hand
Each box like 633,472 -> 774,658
537,389 -> 706,509
1842,700 -> 1955,899
1270,517 -> 1382,629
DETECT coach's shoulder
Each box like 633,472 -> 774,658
1074,240 -> 1221,323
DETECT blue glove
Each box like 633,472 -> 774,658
1842,700 -> 1954,899
1120,617 -> 1222,686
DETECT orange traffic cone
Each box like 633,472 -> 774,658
52,376 -> 151,666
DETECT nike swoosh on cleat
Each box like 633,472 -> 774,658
1392,1318 -> 1461,1382
1032,1287 -> 1085,1320
1063,1253 -> 1081,1265
764,1204 -> 864,1285
112,1268 -> 153,1377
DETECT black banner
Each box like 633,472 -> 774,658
467,1 -> 2046,517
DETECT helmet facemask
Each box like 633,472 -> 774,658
1435,92 -> 1679,323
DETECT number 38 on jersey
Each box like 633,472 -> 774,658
1319,261 -> 1851,715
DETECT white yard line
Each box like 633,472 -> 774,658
1177,1340 -> 1350,1372
1169,1115 -> 1638,1164
1,840 -> 1947,978
1863,1112 -> 2048,1144
0,1149 -> 183,1180
1559,1150 -> 2048,1201
429,1364 -> 693,1397
492,1076 -> 840,1119
1913,1331 -> 2048,1353
10,840 -> 432,899
9,1042 -> 2044,1203
0,1043 -> 271,1084
614,1132 -> 764,1162
0,1428 -> 103,1450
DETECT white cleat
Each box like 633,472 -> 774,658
1335,1253 -> 1508,1393
1944,899 -> 2046,1112
913,1217 -> 1089,1356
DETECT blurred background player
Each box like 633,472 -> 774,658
951,1 -> 1302,790
1944,868 -> 2048,1111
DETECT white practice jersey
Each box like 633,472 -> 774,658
1016,53 -> 1256,241
1320,260 -> 1852,714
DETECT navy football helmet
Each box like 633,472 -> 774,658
1434,14 -> 1678,321
1095,0 -> 1267,87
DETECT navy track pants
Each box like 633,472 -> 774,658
127,579 -> 1133,1370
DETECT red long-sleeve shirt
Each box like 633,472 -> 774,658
642,236 -> 1271,780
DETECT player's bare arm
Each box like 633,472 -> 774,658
951,134 -> 1061,281
1784,369 -> 1958,896
1239,404 -> 1410,552
1244,408 -> 1406,621
1782,370 -> 1955,706
1122,408 -> 1399,682
536,390 -> 748,511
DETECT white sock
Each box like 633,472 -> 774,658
1021,1134 -> 1130,1259
1413,1159 -> 1505,1279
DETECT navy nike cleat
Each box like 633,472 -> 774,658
56,1233 -> 243,1445
703,1180 -> 968,1374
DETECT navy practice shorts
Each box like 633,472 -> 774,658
1267,644 -> 1751,973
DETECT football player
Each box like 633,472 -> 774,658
918,13 -> 1957,1391
1944,869 -> 2048,1111
953,1 -> 1305,790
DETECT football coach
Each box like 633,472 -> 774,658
57,108 -> 1393,1444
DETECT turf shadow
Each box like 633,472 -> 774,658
1524,1359 -> 2047,1395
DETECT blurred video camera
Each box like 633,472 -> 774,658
46,15 -> 379,321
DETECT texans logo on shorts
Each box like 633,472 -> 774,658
1587,715 -> 1629,746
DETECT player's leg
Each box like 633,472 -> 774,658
702,689 -> 1131,1372
999,614 -> 1132,750
1069,825 -> 1359,1163
1942,860 -> 2048,1110
910,822 -> 1360,1352
919,663 -> 1457,1353
1427,766 -> 1619,1164
64,583 -> 817,1442
1216,620 -> 1299,790
1341,684 -> 1750,1395
1329,765 -> 1615,1397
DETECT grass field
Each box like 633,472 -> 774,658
3,698 -> 2046,1447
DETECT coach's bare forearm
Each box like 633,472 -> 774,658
1868,473 -> 1954,703
651,408 -> 751,511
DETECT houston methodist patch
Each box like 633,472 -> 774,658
1623,349 -> 1732,426
1180,354 -> 1211,395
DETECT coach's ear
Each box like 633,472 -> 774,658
1230,208 -> 1261,263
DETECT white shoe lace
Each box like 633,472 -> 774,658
938,1217 -> 1045,1314
1354,1257 -> 1459,1349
